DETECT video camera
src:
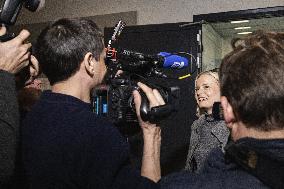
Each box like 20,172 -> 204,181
104,21 -> 191,130
0,0 -> 45,42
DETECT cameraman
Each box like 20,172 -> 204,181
22,18 -> 163,189
0,25 -> 35,187
161,31 -> 284,189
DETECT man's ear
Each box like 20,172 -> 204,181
220,96 -> 236,127
83,52 -> 96,75
29,55 -> 40,77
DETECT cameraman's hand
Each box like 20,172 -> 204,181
0,25 -> 32,74
133,82 -> 165,182
133,82 -> 165,128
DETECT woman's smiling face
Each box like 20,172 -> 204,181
195,73 -> 220,114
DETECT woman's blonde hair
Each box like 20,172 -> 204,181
195,68 -> 219,84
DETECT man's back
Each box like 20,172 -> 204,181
22,91 -> 156,189
161,138 -> 284,189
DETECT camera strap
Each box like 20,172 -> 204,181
225,140 -> 284,189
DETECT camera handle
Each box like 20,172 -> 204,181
140,92 -> 172,123
0,32 -> 15,42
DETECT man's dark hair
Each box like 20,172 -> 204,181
220,30 -> 284,131
35,18 -> 104,85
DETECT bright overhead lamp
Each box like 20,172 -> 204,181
234,26 -> 251,30
237,31 -> 253,35
231,20 -> 249,24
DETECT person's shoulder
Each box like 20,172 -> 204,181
214,120 -> 227,129
162,147 -> 269,189
161,171 -> 197,189
161,169 -> 229,189
211,120 -> 230,145
161,165 -> 268,189
79,112 -> 125,140
191,115 -> 206,129
79,110 -> 113,128
202,148 -> 269,188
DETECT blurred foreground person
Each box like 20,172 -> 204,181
0,25 -> 39,188
161,31 -> 284,189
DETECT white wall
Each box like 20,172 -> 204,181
202,24 -> 223,71
222,38 -> 233,58
18,0 -> 284,25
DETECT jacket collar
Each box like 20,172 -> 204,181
194,114 -> 229,145
225,138 -> 284,189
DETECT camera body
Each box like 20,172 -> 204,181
108,72 -> 180,124
0,0 -> 44,42
105,21 -> 180,129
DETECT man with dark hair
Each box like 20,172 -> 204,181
161,31 -> 284,189
22,18 -> 163,189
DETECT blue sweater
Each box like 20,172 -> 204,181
22,91 -> 158,189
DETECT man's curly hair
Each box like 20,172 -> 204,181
220,30 -> 284,131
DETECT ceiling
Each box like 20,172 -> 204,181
210,16 -> 284,38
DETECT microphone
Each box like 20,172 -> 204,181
116,49 -> 189,69
158,52 -> 188,69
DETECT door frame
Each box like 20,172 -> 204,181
193,6 -> 284,23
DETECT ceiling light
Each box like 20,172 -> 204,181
234,26 -> 251,30
237,31 -> 253,35
231,20 -> 249,24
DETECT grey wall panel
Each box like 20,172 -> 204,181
11,11 -> 137,43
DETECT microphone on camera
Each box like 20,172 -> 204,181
158,52 -> 188,69
116,49 -> 189,69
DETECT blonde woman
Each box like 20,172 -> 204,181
185,69 -> 229,173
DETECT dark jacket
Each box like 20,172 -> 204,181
185,114 -> 229,172
0,70 -> 19,187
22,91 -> 158,189
162,138 -> 284,189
